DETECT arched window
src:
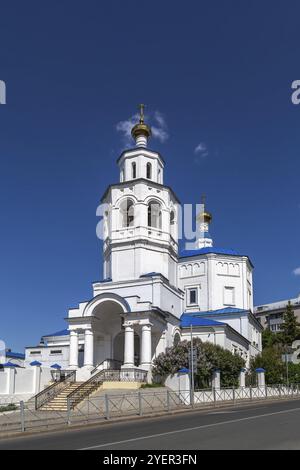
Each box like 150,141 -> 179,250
120,199 -> 134,227
146,162 -> 152,179
148,201 -> 162,229
132,162 -> 136,179
158,169 -> 161,183
174,332 -> 181,346
170,210 -> 175,225
103,210 -> 109,239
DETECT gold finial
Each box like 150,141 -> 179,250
131,103 -> 151,141
139,104 -> 145,123
197,194 -> 212,223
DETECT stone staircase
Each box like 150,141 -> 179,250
38,368 -> 148,412
41,383 -> 83,411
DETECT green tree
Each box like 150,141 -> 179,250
152,338 -> 245,388
262,328 -> 277,348
250,347 -> 284,384
281,301 -> 300,346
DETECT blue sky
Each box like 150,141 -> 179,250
0,1 -> 300,351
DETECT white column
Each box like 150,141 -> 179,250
84,329 -> 94,367
212,368 -> 221,389
256,368 -> 265,387
239,368 -> 246,388
69,330 -> 79,368
123,325 -> 134,367
6,367 -> 15,394
141,324 -> 152,369
32,365 -> 41,393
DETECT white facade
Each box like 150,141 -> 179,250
20,110 -> 262,382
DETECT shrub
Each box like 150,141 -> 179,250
250,347 -> 284,384
152,338 -> 245,388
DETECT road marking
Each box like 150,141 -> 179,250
79,405 -> 300,450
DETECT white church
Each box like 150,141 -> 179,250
25,106 -> 262,381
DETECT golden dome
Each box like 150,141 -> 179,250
131,104 -> 151,140
197,194 -> 212,224
197,210 -> 212,224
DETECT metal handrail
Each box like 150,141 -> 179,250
91,358 -> 122,375
67,367 -> 148,409
34,369 -> 76,410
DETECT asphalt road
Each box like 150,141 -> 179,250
1,398 -> 300,450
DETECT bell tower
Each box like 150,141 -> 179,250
196,195 -> 213,249
101,105 -> 179,287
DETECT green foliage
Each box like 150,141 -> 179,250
0,403 -> 17,413
281,301 -> 300,346
152,338 -> 245,388
140,383 -> 164,389
250,347 -> 284,384
262,328 -> 280,348
286,363 -> 300,384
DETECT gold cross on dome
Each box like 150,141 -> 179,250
201,193 -> 206,206
139,103 -> 145,123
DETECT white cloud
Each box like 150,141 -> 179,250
194,142 -> 209,164
116,110 -> 169,146
116,113 -> 139,146
194,142 -> 208,156
293,267 -> 300,276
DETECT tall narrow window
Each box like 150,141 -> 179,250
132,162 -> 136,179
148,201 -> 162,229
170,211 -> 175,225
158,169 -> 161,183
120,199 -> 134,227
188,288 -> 198,305
146,162 -> 152,179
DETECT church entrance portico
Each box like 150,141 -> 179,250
67,288 -> 173,383
68,293 -> 161,375
122,320 -> 153,370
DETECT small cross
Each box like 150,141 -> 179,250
201,194 -> 206,206
139,103 -> 145,123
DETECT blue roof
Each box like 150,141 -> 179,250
50,363 -> 61,369
43,329 -> 69,338
180,246 -> 243,257
255,368 -> 266,372
183,307 -> 249,317
30,361 -> 42,366
181,314 -> 226,328
178,367 -> 190,374
2,361 -> 21,368
140,272 -> 162,278
6,351 -> 25,359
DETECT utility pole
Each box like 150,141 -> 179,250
285,344 -> 289,387
190,325 -> 195,406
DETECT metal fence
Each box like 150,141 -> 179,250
1,384 -> 300,436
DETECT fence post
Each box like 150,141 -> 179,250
250,385 -> 253,401
20,401 -> 25,432
166,390 -> 170,412
67,398 -> 71,426
232,387 -> 235,405
105,394 -> 110,420
265,385 -> 268,399
213,387 -> 216,407
138,391 -> 142,416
